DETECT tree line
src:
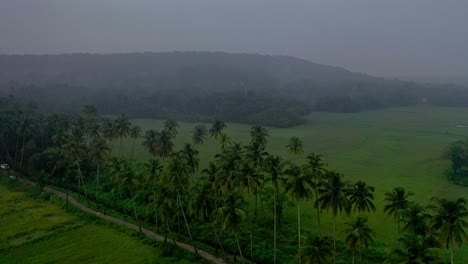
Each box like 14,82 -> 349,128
1,96 -> 467,264
444,139 -> 468,186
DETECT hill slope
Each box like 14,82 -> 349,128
0,52 -> 466,127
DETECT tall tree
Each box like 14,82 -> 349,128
218,133 -> 232,152
157,129 -> 174,158
429,197 -> 468,264
302,235 -> 334,264
285,163 -> 314,264
209,120 -> 226,139
164,119 -> 179,138
18,116 -> 36,172
88,137 -> 109,209
61,138 -> 88,198
129,125 -> 142,162
214,192 -> 247,262
317,171 -> 350,264
384,187 -> 414,249
386,233 -> 442,264
343,215 -> 375,264
114,114 -> 131,157
180,143 -> 199,182
347,180 -> 376,214
250,125 -> 269,150
165,154 -> 198,253
286,136 -> 304,155
264,155 -> 287,264
192,125 -> 208,145
306,153 -> 327,233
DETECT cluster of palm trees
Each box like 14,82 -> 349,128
1,98 -> 467,264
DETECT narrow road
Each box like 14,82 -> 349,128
16,177 -> 229,264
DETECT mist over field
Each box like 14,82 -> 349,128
1,1 -> 467,264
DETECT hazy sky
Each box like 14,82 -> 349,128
1,0 -> 467,78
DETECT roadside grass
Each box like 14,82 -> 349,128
0,178 -> 205,264
115,106 -> 468,262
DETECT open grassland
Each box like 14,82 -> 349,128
0,182 -> 201,264
117,107 -> 468,261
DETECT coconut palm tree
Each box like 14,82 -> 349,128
157,129 -> 174,158
306,153 -> 327,233
401,203 -> 431,236
218,133 -> 232,152
429,197 -> 468,264
286,136 -> 304,155
114,114 -> 131,156
192,125 -> 208,145
264,155 -> 287,264
101,120 -> 117,156
164,119 -> 179,138
347,180 -> 376,214
384,187 -> 414,249
214,191 -> 247,262
285,163 -> 314,264
317,171 -> 350,264
142,129 -> 158,157
18,116 -> 36,172
61,138 -> 88,198
302,235 -> 334,264
386,233 -> 442,264
165,153 -> 198,253
129,125 -> 141,162
180,143 -> 199,182
209,120 -> 226,139
343,215 -> 375,264
119,160 -> 143,232
250,125 -> 269,150
88,137 -> 109,209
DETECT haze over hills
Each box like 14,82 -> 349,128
0,52 -> 466,127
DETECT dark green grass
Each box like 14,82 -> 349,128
116,107 -> 468,262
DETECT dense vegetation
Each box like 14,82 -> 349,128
1,52 -> 467,127
1,97 -> 467,264
444,139 -> 468,186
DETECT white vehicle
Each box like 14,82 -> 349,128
1,163 -> 10,170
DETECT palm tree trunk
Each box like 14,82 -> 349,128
236,234 -> 244,263
212,224 -> 225,256
19,135 -> 25,172
274,190 -> 277,264
333,213 -> 336,264
249,190 -> 253,262
130,138 -> 136,162
352,252 -> 355,264
119,137 -> 123,157
450,245 -> 454,264
129,190 -> 142,232
298,201 -> 302,264
358,243 -> 361,264
166,219 -> 177,245
77,163 -> 88,198
95,163 -> 100,209
177,191 -> 198,254
397,213 -> 400,250
14,134 -> 19,168
314,186 -> 321,235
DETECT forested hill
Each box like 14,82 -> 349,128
0,52 -> 372,86
0,52 -> 466,127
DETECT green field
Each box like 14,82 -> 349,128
117,107 -> 468,262
0,182 -> 201,264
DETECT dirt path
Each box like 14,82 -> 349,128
16,177 -> 229,264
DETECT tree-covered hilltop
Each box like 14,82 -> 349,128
1,97 -> 467,264
1,52 -> 468,127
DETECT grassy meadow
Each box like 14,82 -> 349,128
0,180 -> 203,264
116,107 -> 468,262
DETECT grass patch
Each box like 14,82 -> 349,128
0,180 -> 205,264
